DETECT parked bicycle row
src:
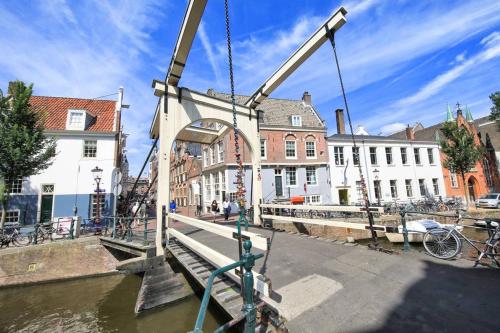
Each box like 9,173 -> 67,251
0,216 -> 156,249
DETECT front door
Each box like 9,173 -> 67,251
338,189 -> 348,205
40,194 -> 53,223
275,169 -> 283,197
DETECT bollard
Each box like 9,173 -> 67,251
112,216 -> 117,239
33,224 -> 39,245
399,209 -> 410,252
69,218 -> 75,240
143,218 -> 148,246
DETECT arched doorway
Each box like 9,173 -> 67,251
467,176 -> 477,202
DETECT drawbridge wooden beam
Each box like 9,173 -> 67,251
245,7 -> 347,109
166,0 -> 208,86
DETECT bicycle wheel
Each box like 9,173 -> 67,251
13,233 -> 31,246
423,228 -> 461,259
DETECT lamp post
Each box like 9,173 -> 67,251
373,168 -> 380,206
92,166 -> 103,224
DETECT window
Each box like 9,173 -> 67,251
414,148 -> 421,165
305,141 -> 316,158
484,159 -> 493,187
229,192 -> 238,202
304,195 -> 321,204
374,180 -> 381,201
214,173 -> 220,196
432,178 -> 439,195
211,146 -> 216,165
356,181 -> 363,198
6,178 -> 23,194
204,176 -> 211,197
419,179 -> 426,196
203,148 -> 209,167
5,210 -> 19,224
285,167 -> 297,186
42,184 -> 54,194
369,147 -> 377,165
401,148 -> 408,165
91,194 -> 105,218
427,148 -> 434,164
83,140 -> 97,158
390,180 -> 398,198
285,140 -> 296,159
218,141 -> 224,163
352,147 -> 360,165
260,139 -> 267,159
385,147 -> 393,165
334,146 -> 344,165
221,172 -> 226,191
67,110 -> 85,130
450,172 -> 458,188
306,166 -> 317,185
405,180 -> 413,197
291,115 -> 302,127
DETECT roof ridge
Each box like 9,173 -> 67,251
32,95 -> 116,102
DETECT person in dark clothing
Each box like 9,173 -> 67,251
211,200 -> 218,222
222,198 -> 231,221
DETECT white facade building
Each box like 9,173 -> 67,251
328,110 -> 445,205
3,88 -> 125,225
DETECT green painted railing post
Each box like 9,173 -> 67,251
143,218 -> 148,246
399,208 -> 410,252
242,240 -> 257,333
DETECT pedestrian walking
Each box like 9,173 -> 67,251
222,197 -> 231,221
211,200 -> 219,222
196,203 -> 202,217
169,200 -> 176,213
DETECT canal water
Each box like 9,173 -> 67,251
0,274 -> 231,333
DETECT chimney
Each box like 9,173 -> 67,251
405,124 -> 415,140
335,109 -> 345,135
302,91 -> 312,105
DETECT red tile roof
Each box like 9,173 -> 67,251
30,96 -> 117,132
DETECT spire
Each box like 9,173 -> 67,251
465,105 -> 474,123
446,104 -> 454,122
435,129 -> 441,143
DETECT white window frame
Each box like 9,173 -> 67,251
305,141 -> 316,159
5,210 -> 20,224
210,145 -> 216,165
83,140 -> 97,158
405,179 -> 413,198
334,146 -> 344,165
291,115 -> 302,127
385,147 -> 393,165
260,139 -> 267,160
427,148 -> 435,165
218,141 -> 224,163
369,147 -> 378,165
419,179 -> 426,196
390,179 -> 398,198
353,147 -> 360,166
414,148 -> 421,165
285,167 -> 297,187
66,109 -> 86,130
304,195 -> 321,205
401,147 -> 408,165
306,166 -> 318,186
90,193 -> 105,218
214,173 -> 220,196
7,178 -> 23,194
432,178 -> 439,195
203,148 -> 209,167
285,140 -> 297,159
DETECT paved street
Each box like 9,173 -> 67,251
170,220 -> 500,332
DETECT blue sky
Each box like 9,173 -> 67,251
1,0 -> 499,174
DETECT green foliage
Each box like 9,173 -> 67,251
488,91 -> 500,121
0,81 -> 57,227
440,122 -> 482,175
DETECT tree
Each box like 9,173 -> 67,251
0,81 -> 56,228
488,91 -> 500,122
440,122 -> 483,208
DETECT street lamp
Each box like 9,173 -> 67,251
373,168 -> 381,206
92,166 -> 103,224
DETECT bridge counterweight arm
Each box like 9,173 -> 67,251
245,7 -> 347,108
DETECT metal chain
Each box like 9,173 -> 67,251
224,0 -> 246,208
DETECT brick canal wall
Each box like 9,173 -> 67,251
0,237 -> 119,288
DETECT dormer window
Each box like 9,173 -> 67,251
66,110 -> 86,130
291,115 -> 302,127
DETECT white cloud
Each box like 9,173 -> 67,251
379,123 -> 406,136
198,21 -> 223,87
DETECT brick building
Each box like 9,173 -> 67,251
200,90 -> 330,212
391,105 -> 500,203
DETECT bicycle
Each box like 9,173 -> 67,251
0,227 -> 32,248
423,215 -> 500,267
